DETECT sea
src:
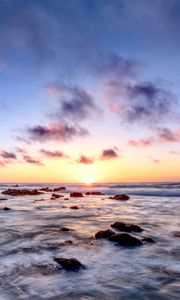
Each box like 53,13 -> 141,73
0,182 -> 179,300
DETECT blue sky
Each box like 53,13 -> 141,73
0,0 -> 180,182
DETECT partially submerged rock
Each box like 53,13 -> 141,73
70,192 -> 83,197
54,257 -> 84,271
53,187 -> 66,192
51,193 -> 63,199
39,187 -> 53,192
109,233 -> 142,246
142,236 -> 156,243
2,189 -> 43,196
70,205 -> 79,210
3,207 -> 11,211
112,194 -> 130,201
111,221 -> 143,232
95,229 -> 142,246
86,191 -> 104,195
64,198 -> 69,200
95,229 -> 115,239
61,227 -> 71,232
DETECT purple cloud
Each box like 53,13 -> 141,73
128,138 -> 153,148
100,149 -> 119,160
24,122 -> 89,143
40,149 -> 68,158
0,150 -> 16,160
45,83 -> 101,121
23,155 -> 43,166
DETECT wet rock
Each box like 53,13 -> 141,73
2,189 -> 44,196
3,207 -> 11,211
12,184 -> 19,188
111,221 -> 143,232
112,194 -> 130,200
64,197 -> 69,200
85,191 -> 104,195
142,236 -> 156,243
54,257 -> 84,271
70,205 -> 79,210
61,227 -> 71,231
95,229 -> 115,239
0,198 -> 8,201
51,193 -> 63,199
53,187 -> 66,192
70,192 -> 83,197
172,231 -> 180,238
109,233 -> 142,246
39,187 -> 53,192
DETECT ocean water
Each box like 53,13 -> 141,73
0,182 -> 179,300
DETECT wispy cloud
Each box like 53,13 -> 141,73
23,155 -> 43,166
40,149 -> 68,158
23,122 -> 89,143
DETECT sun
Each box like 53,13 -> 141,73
84,178 -> 92,185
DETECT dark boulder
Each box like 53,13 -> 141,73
64,198 -> 69,200
51,193 -> 63,199
54,257 -> 84,271
95,229 -> 115,239
70,192 -> 83,197
142,236 -> 156,243
61,227 -> 71,232
86,191 -> 104,195
113,194 -> 130,200
111,221 -> 143,232
70,206 -> 79,210
53,187 -> 66,192
3,207 -> 11,211
2,189 -> 43,196
109,233 -> 142,246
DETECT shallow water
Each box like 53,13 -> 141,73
0,183 -> 179,299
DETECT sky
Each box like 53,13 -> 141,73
0,0 -> 180,183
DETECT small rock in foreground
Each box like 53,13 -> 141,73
54,257 -> 84,271
112,194 -> 130,200
3,207 -> 11,211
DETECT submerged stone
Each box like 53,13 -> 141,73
54,257 -> 84,271
3,207 -> 11,211
142,236 -> 156,243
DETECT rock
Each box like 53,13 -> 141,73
39,187 -> 53,192
113,194 -> 130,200
64,198 -> 69,200
3,207 -> 11,211
70,192 -> 83,197
85,191 -> 104,195
70,206 -> 79,210
53,187 -> 66,192
95,229 -> 115,239
51,193 -> 63,199
109,233 -> 142,246
12,184 -> 19,188
54,257 -> 84,271
172,231 -> 180,238
61,227 -> 71,232
142,236 -> 156,243
111,221 -> 143,232
2,189 -> 43,196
